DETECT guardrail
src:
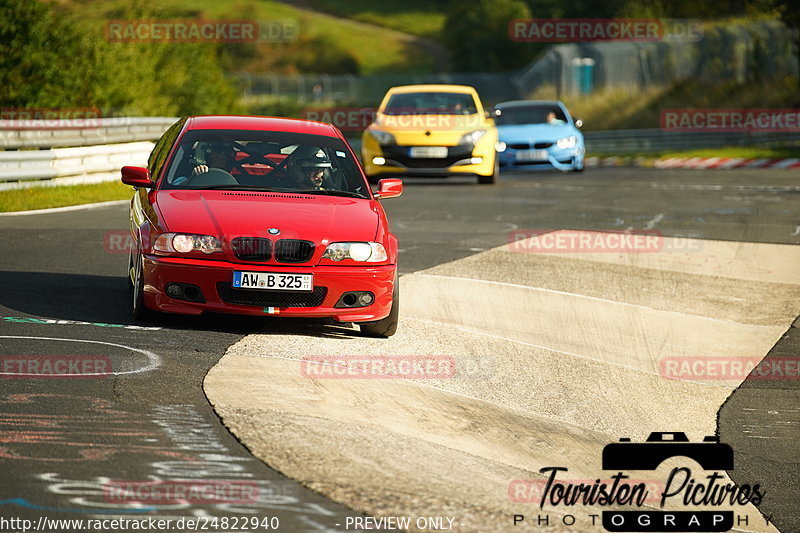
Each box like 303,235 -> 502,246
584,129 -> 800,154
0,117 -> 176,150
0,141 -> 153,181
1,119 -> 798,191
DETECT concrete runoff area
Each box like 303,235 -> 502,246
205,233 -> 800,532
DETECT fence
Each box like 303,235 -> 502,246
238,20 -> 798,105
516,20 -> 798,99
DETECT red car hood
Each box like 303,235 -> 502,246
154,190 -> 380,245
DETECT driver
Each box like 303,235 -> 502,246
286,148 -> 333,190
193,142 -> 231,175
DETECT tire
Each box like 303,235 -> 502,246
478,155 -> 499,184
127,248 -> 134,288
359,280 -> 399,338
132,252 -> 155,321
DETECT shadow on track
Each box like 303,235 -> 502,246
0,270 -> 363,338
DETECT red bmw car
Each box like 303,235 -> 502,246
121,116 -> 403,337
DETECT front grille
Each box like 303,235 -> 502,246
232,237 -> 272,261
217,283 -> 328,308
509,142 -> 554,150
275,239 -> 314,263
382,145 -> 473,169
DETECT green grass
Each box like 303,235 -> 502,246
51,0 -> 436,74
590,146 -> 800,161
302,0 -> 446,38
0,181 -> 133,213
647,146 -> 800,159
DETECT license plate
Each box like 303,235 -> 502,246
233,271 -> 313,291
409,146 -> 448,158
515,149 -> 549,162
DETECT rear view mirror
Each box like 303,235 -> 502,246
121,166 -> 154,188
374,178 -> 403,199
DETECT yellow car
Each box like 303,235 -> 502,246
361,84 -> 499,184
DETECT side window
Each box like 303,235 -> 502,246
148,119 -> 185,180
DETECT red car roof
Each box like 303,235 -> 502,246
185,115 -> 339,136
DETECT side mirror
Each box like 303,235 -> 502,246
575,119 -> 583,129
121,166 -> 154,188
374,178 -> 403,199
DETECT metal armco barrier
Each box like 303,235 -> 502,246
584,129 -> 800,154
1,118 -> 798,190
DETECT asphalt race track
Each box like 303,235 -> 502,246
1,166 -> 799,532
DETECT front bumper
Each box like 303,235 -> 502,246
498,145 -> 584,171
142,255 -> 396,322
362,138 -> 497,178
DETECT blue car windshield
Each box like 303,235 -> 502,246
495,105 -> 569,125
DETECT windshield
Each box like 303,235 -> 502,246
161,129 -> 369,197
383,92 -> 479,115
494,104 -> 569,126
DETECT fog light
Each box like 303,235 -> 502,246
166,284 -> 183,298
372,156 -> 386,165
335,291 -> 376,308
470,157 -> 483,164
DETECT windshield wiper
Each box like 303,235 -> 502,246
294,189 -> 369,199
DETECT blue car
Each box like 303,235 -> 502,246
494,100 -> 585,172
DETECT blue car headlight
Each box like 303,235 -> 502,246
556,136 -> 578,149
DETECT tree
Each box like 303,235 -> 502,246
442,0 -> 534,72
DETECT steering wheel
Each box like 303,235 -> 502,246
187,168 -> 239,187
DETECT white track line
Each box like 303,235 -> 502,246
0,200 -> 127,217
403,316 -> 722,388
411,273 -> 744,325
0,336 -> 161,376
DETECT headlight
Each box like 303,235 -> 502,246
459,129 -> 487,145
153,233 -> 222,255
322,242 -> 388,262
370,130 -> 395,145
557,136 -> 578,149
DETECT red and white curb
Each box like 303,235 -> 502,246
654,157 -> 800,170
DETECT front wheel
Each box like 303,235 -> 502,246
132,252 -> 155,321
478,155 -> 499,184
359,282 -> 399,338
